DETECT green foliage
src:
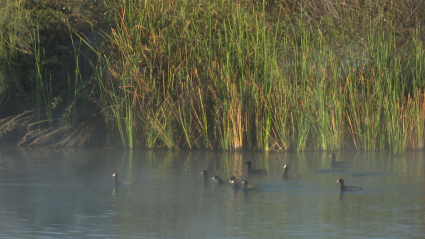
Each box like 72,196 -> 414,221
93,0 -> 425,153
2,0 -> 425,153
0,0 -> 109,146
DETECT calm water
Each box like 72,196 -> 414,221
0,146 -> 424,238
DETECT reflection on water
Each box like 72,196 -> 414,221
0,147 -> 424,238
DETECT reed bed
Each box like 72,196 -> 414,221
91,0 -> 425,153
2,0 -> 423,152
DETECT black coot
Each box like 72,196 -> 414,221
283,164 -> 301,180
201,170 -> 210,183
246,161 -> 267,175
212,175 -> 229,185
330,153 -> 351,169
229,176 -> 242,189
242,180 -> 261,192
112,172 -> 134,185
229,176 -> 257,189
337,178 -> 361,192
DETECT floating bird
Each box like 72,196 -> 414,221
330,153 -> 351,169
112,172 -> 134,185
212,175 -> 229,185
283,164 -> 301,180
229,176 -> 257,189
337,178 -> 361,192
246,161 -> 267,175
242,180 -> 261,192
201,170 -> 211,183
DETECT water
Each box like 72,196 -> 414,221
0,147 -> 424,238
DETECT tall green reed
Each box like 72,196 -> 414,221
91,0 -> 425,153
33,22 -> 53,127
411,34 -> 425,149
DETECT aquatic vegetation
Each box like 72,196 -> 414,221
1,0 -> 425,153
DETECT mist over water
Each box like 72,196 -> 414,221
0,147 -> 424,238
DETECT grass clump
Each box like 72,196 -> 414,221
93,0 -> 425,153
1,0 -> 425,153
0,0 -> 108,146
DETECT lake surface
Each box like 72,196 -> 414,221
0,146 -> 424,238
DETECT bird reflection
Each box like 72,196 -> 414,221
338,192 -> 345,201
